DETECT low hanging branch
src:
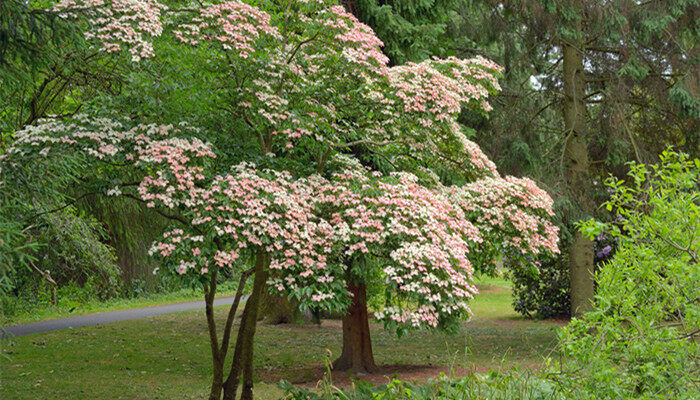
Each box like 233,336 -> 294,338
30,261 -> 57,305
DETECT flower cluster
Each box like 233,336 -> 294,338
194,165 -> 344,308
172,0 -> 393,151
383,57 -> 504,180
144,163 -> 344,310
8,116 -> 212,166
6,117 -> 349,310
447,176 -> 560,272
173,1 -> 281,58
322,5 -> 390,73
55,0 -> 165,62
389,56 -> 503,121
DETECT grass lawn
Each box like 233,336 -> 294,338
1,275 -> 564,400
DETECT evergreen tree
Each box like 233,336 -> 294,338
448,0 -> 698,315
341,0 -> 460,63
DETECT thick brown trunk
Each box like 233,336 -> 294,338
333,279 -> 377,373
257,286 -> 301,324
569,231 -> 595,315
562,10 -> 595,316
222,249 -> 270,400
258,287 -> 319,325
340,0 -> 359,17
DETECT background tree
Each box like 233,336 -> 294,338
339,0 -> 461,64
0,0 -> 174,301
443,0 -> 699,315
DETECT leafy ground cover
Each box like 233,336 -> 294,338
1,276 -> 563,400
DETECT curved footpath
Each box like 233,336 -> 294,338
1,295 -> 246,338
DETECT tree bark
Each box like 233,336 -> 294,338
562,10 -> 596,316
203,270 -> 224,400
257,284 -> 302,324
258,286 -> 319,325
222,249 -> 270,400
332,278 -> 377,373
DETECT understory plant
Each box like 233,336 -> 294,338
558,150 -> 699,399
278,366 -> 564,400
508,239 -> 571,319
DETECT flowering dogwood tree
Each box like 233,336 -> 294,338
2,116 -> 345,399
9,0 -> 563,397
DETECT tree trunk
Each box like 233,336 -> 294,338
562,15 -> 595,316
333,279 -> 377,373
257,286 -> 302,324
340,0 -> 359,17
203,269 -> 224,400
258,287 -> 319,325
222,249 -> 270,400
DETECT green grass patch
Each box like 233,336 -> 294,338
1,279 -> 563,400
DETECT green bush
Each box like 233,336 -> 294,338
509,230 -> 618,319
558,150 -> 699,399
35,207 -> 121,294
508,240 -> 571,319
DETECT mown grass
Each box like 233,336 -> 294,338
1,275 -> 563,400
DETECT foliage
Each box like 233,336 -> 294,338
0,116 -> 123,297
0,219 -> 39,295
278,370 -> 563,400
1,1 -> 560,398
78,194 -> 167,286
32,206 -> 120,294
509,228 -> 617,319
560,150 -> 699,399
508,240 -> 570,319
55,0 -> 165,62
0,0 -> 128,136
344,0 -> 460,64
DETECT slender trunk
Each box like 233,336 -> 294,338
222,249 -> 270,400
30,262 -> 57,305
205,271 -> 224,400
333,278 -> 377,373
220,268 -> 254,361
562,12 -> 595,316
206,265 -> 253,400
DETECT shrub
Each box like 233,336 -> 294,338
558,150 -> 699,399
509,225 -> 618,319
508,241 -> 571,319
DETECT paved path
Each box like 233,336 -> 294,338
1,295 -> 245,338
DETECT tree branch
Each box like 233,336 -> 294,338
219,267 -> 254,360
